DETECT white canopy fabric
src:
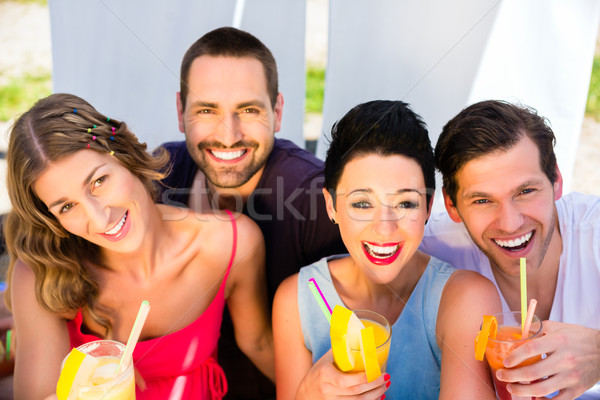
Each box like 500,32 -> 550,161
317,0 -> 600,212
49,0 -> 307,150
49,0 -> 600,204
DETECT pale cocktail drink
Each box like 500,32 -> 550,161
62,340 -> 135,400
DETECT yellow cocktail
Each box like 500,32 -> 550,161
348,311 -> 391,373
60,340 -> 135,400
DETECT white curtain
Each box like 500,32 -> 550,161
49,0 -> 307,150
318,0 -> 600,211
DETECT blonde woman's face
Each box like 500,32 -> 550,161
324,154 -> 430,284
33,149 -> 153,251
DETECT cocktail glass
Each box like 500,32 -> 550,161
485,311 -> 542,400
67,340 -> 136,400
347,310 -> 392,373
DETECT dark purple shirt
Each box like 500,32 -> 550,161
159,138 -> 345,399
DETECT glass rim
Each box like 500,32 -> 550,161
349,309 -> 392,351
487,311 -> 543,344
65,339 -> 133,391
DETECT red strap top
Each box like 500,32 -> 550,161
67,209 -> 238,399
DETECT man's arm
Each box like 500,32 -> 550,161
495,321 -> 600,400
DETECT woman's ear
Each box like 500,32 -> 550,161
322,188 -> 337,223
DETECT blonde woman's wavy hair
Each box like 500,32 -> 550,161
3,93 -> 170,336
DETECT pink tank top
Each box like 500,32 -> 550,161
67,210 -> 237,399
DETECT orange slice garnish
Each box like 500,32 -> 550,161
474,315 -> 497,361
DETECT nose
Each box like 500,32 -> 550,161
495,200 -> 524,233
83,198 -> 111,234
216,113 -> 243,147
371,205 -> 398,237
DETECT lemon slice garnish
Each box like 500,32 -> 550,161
474,315 -> 497,361
360,326 -> 381,382
56,348 -> 99,400
330,305 -> 365,371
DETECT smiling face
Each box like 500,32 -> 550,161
324,154 -> 430,283
33,150 -> 153,251
444,135 -> 563,277
177,55 -> 283,190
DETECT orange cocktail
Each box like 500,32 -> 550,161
348,310 -> 391,373
485,312 -> 542,400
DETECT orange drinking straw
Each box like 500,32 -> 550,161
520,258 -> 527,331
521,299 -> 538,339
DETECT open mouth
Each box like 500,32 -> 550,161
362,241 -> 401,265
104,211 -> 128,236
363,242 -> 399,258
209,149 -> 247,161
493,231 -> 533,252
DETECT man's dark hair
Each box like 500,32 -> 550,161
435,100 -> 557,205
324,100 -> 435,211
179,27 -> 278,111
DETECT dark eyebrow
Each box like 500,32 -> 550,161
395,189 -> 423,195
463,191 -> 490,200
188,100 -> 218,109
237,100 -> 267,109
346,188 -> 423,197
463,179 -> 545,200
347,188 -> 372,197
47,164 -> 105,210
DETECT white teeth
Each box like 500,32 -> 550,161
364,243 -> 399,258
494,232 -> 533,248
104,213 -> 127,236
211,149 -> 245,160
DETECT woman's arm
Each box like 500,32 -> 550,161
224,215 -> 275,381
273,273 -> 389,400
11,259 -> 71,399
437,269 -> 502,400
272,273 -> 313,399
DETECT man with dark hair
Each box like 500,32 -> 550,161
160,27 -> 345,399
421,100 -> 600,399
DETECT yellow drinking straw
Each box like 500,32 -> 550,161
119,300 -> 151,373
520,258 -> 527,331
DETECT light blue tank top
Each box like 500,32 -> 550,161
298,255 -> 455,399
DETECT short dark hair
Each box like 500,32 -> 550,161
179,27 -> 278,111
324,100 -> 435,211
435,100 -> 557,205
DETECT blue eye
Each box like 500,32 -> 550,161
351,201 -> 372,209
396,201 -> 418,209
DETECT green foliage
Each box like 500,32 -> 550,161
305,65 -> 325,114
0,73 -> 52,121
586,54 -> 600,121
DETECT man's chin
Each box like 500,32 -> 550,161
205,171 -> 253,189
